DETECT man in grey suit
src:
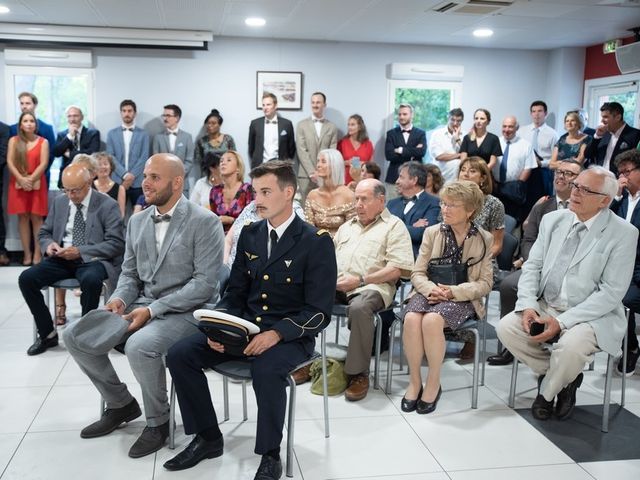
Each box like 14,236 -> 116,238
498,166 -> 638,421
248,92 -> 296,169
19,164 -> 125,356
64,153 -> 225,459
106,99 -> 150,209
295,92 -> 338,202
152,104 -> 194,195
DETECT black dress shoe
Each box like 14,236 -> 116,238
531,394 -> 554,420
163,434 -> 224,471
487,348 -> 514,366
416,386 -> 442,415
254,454 -> 283,480
401,387 -> 423,413
27,334 -> 59,356
128,421 -> 170,458
81,398 -> 142,438
555,373 -> 583,420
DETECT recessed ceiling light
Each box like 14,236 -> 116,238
27,27 -> 44,31
245,17 -> 266,27
473,28 -> 494,38
0,6 -> 11,14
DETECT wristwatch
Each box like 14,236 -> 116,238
359,275 -> 365,288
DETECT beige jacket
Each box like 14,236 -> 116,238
410,224 -> 493,320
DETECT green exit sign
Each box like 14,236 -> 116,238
603,39 -> 622,54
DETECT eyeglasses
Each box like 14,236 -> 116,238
569,182 -> 607,196
161,114 -> 176,118
62,186 -> 86,195
619,167 -> 639,177
555,169 -> 578,179
440,201 -> 465,210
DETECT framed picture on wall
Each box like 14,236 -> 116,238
256,71 -> 303,110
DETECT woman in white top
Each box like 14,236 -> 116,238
189,152 -> 220,209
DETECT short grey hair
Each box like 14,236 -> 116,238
586,165 -> 618,205
372,180 -> 386,197
65,105 -> 83,116
72,153 -> 98,177
316,149 -> 345,187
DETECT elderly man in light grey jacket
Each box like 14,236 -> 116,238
64,153 -> 224,459
498,166 -> 638,422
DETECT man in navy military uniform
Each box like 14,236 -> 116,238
164,161 -> 337,480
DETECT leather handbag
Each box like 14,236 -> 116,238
427,232 -> 487,286
497,180 -> 527,206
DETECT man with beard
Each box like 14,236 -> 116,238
64,153 -> 224,459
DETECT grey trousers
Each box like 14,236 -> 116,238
497,305 -> 599,401
344,289 -> 385,376
64,307 -> 198,427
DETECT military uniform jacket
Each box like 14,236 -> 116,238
217,215 -> 337,342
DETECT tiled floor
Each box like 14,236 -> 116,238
1,265 -> 640,479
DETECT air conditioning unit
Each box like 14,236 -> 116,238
387,63 -> 464,81
615,42 -> 640,74
4,48 -> 92,67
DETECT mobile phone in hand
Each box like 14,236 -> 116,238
351,156 -> 361,169
529,321 -> 545,336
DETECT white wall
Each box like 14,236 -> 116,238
1,36 -> 585,251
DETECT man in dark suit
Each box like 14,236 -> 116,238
488,160 -> 583,365
387,161 -> 440,258
52,105 -> 101,188
611,149 -> 640,375
164,161 -> 336,479
248,92 -> 296,169
18,164 -> 125,356
106,99 -> 151,209
585,102 -> 640,175
0,121 -> 10,266
10,92 -> 56,186
384,103 -> 426,200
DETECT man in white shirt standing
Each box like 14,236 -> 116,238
296,92 -> 338,202
248,93 -> 296,170
521,100 -> 558,202
428,108 -> 464,184
493,116 -> 537,223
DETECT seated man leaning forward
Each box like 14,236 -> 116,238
19,163 -> 125,355
63,153 -> 225,458
163,161 -> 337,480
334,178 -> 414,402
497,166 -> 637,421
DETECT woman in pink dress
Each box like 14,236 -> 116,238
6,112 -> 49,265
337,114 -> 374,185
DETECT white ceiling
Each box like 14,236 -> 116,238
0,0 -> 639,50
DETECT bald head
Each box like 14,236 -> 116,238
355,178 -> 386,226
502,116 -> 519,141
142,153 -> 185,212
61,163 -> 92,203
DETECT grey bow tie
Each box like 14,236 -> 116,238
152,214 -> 171,223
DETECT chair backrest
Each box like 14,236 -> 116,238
497,232 -> 519,271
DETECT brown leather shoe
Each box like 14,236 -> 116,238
291,364 -> 312,385
459,341 -> 475,360
345,374 -> 369,402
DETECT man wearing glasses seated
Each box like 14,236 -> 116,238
18,164 -> 125,355
497,166 -> 637,421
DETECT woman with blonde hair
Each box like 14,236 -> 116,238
304,149 -> 356,236
6,112 -> 49,266
209,150 -> 254,232
549,110 -> 591,169
401,180 -> 493,414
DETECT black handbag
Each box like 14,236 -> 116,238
427,233 -> 487,285
497,180 -> 527,206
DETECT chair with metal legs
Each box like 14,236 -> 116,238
331,302 -> 397,390
507,308 -> 630,433
168,329 -> 330,479
36,278 -> 109,341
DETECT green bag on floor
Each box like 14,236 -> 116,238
309,358 -> 348,396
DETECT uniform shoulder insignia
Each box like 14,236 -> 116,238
244,220 -> 254,226
316,229 -> 330,236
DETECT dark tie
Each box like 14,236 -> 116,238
265,120 -> 277,124
313,119 -> 325,123
402,129 -> 412,134
74,132 -> 80,151
544,222 -> 586,304
152,214 -> 172,223
403,195 -> 417,205
269,229 -> 278,258
122,127 -> 133,132
499,141 -> 510,183
168,131 -> 177,136
72,204 -> 86,247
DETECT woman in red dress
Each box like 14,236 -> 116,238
337,114 -> 374,186
6,112 -> 49,265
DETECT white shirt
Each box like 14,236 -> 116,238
167,128 -> 178,153
492,136 -> 537,182
189,176 -> 214,209
63,188 -> 92,247
625,190 -> 640,223
521,123 -> 558,168
429,126 -> 461,184
555,196 -> 569,209
312,116 -> 323,138
153,197 -> 181,252
263,117 -> 279,162
267,210 -> 296,257
602,123 -> 626,171
122,124 -> 134,171
401,123 -> 413,144
402,190 -> 422,215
